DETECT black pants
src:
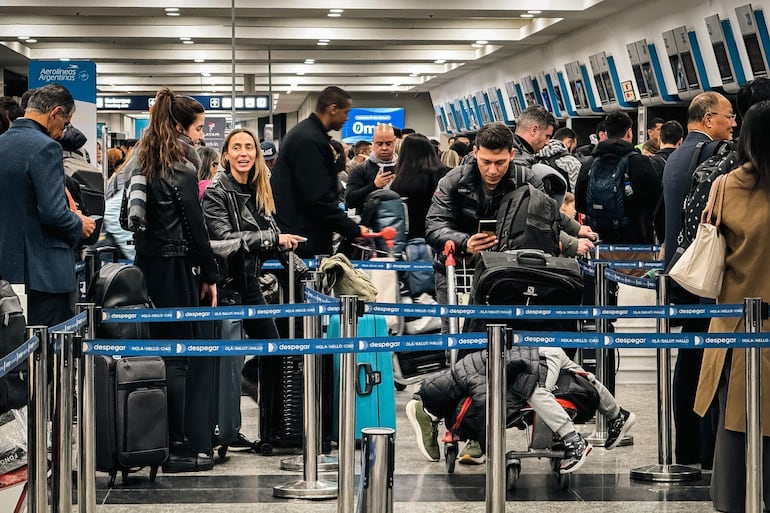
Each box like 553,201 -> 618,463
28,290 -> 74,328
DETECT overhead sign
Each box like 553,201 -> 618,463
203,117 -> 227,151
341,107 -> 404,144
96,95 -> 270,111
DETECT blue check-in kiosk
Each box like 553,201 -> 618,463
735,4 -> 770,79
504,80 -> 525,120
564,60 -> 603,116
705,14 -> 745,92
519,75 -> 539,108
662,27 -> 703,101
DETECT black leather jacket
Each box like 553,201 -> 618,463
202,171 -> 279,284
133,165 -> 218,284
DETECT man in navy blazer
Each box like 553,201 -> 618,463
0,84 -> 95,326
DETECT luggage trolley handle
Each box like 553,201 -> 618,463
443,241 -> 460,370
356,362 -> 381,396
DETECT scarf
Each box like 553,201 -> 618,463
368,153 -> 398,167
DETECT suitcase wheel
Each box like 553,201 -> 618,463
256,441 -> 273,455
149,465 -> 159,482
394,381 -> 407,391
444,443 -> 458,473
218,446 -> 228,460
108,473 -> 117,488
121,470 -> 129,483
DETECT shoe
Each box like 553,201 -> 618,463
458,440 -> 486,465
605,408 -> 636,450
162,447 -> 214,473
405,399 -> 440,462
229,432 -> 256,451
560,432 -> 592,474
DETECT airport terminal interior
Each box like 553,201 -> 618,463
1,0 -> 768,511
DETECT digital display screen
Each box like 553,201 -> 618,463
744,34 -> 767,76
669,54 -> 688,92
680,52 -> 700,88
642,63 -> 659,97
601,72 -> 616,102
525,91 -> 538,107
594,73 -> 608,103
712,41 -> 734,83
541,88 -> 553,112
632,64 -> 648,97
553,84 -> 566,112
575,80 -> 588,108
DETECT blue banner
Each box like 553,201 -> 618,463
29,61 -> 97,103
341,108 -> 405,144
604,269 -> 657,289
0,336 -> 39,380
50,311 -> 88,334
101,303 -> 322,323
598,244 -> 660,252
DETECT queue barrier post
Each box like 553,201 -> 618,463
744,297 -> 765,513
338,295 -> 359,513
357,428 -> 395,513
631,273 -> 700,482
26,325 -> 48,513
485,324 -> 507,513
77,303 -> 97,513
273,279 -> 337,499
51,331 -> 74,513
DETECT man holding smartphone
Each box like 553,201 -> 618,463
344,123 -> 399,212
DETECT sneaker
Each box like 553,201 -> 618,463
405,399 -> 440,462
560,432 -> 592,474
458,440 -> 486,465
605,408 -> 637,450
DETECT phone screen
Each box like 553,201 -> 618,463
381,165 -> 395,174
478,219 -> 497,235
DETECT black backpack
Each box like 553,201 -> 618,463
551,369 -> 600,424
585,150 -> 636,232
677,141 -> 737,250
494,184 -> 561,256
89,263 -> 153,339
0,278 -> 27,414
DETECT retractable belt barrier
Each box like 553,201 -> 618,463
0,335 -> 39,379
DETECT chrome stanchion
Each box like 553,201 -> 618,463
288,250 -> 296,340
51,331 -> 74,513
281,272 -> 338,473
444,242 -> 459,368
356,428 -> 395,513
338,295 -> 358,513
77,303 -> 97,513
744,297 -> 764,513
587,262 -> 632,447
274,281 -> 338,499
485,325 -> 507,513
27,325 -> 48,513
631,273 -> 699,481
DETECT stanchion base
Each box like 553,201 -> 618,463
630,464 -> 702,482
280,454 -> 339,472
585,432 -> 634,448
273,479 -> 338,499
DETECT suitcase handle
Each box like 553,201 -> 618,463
356,362 -> 381,396
513,250 -> 547,266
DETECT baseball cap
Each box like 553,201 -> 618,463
260,141 -> 277,161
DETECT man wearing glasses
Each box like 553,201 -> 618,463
0,83 -> 95,327
661,91 -> 736,470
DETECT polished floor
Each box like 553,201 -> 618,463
88,378 -> 716,513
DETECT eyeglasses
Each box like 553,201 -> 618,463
707,112 -> 737,121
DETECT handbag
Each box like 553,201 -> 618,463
669,174 -> 727,299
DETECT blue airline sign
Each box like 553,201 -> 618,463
341,108 -> 404,143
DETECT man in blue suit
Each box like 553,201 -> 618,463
0,83 -> 95,326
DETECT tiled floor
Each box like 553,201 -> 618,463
90,379 -> 716,513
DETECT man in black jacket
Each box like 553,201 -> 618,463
271,86 -> 365,258
344,123 -> 398,213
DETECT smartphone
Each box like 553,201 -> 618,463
381,165 -> 395,175
478,219 -> 497,236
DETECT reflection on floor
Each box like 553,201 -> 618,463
94,382 -> 715,513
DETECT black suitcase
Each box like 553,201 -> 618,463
255,354 -> 334,455
94,355 -> 168,486
465,250 -> 584,333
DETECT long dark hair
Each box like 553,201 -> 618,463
392,134 -> 448,199
737,100 -> 770,189
137,87 -> 204,182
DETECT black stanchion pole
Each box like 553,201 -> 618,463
744,297 -> 764,513
630,273 -> 700,482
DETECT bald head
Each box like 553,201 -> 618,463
687,92 -> 736,141
372,124 -> 396,161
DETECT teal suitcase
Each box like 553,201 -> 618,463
328,314 -> 397,439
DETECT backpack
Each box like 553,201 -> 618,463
550,369 -> 600,424
403,238 -> 435,296
585,150 -> 636,232
494,184 -> 561,256
677,141 -> 737,250
0,278 -> 27,414
89,263 -> 153,339
361,189 -> 408,255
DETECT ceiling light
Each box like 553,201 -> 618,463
475,40 -> 488,45
304,59 -> 315,64
25,39 -> 37,43
179,37 -> 190,41
528,10 -> 541,14
164,7 -> 179,12
182,40 -> 194,44
329,9 -> 344,13
471,43 -> 483,48
521,14 -> 534,18
273,93 -> 280,98
317,42 -> 328,46
434,59 -> 446,64
59,58 -> 70,62
201,72 -> 211,77
17,36 -> 29,40
194,58 -> 205,63
319,39 -> 330,42
166,12 -> 181,16
327,13 -> 341,17
296,72 -> 305,75
409,73 -> 420,77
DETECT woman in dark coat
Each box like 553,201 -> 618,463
129,87 -> 218,472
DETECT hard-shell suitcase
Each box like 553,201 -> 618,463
328,314 -> 397,439
94,356 -> 168,486
465,250 -> 584,333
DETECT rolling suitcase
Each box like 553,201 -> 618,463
328,314 -> 397,439
94,356 -> 168,486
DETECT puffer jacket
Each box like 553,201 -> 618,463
417,346 -> 540,449
202,171 -> 279,284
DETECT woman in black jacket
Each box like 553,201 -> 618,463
130,87 -> 219,472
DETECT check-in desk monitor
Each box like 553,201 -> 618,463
736,4 -> 769,78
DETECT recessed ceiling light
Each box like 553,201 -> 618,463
165,7 -> 179,12
528,10 -> 541,14
521,14 -> 534,18
25,39 -> 37,43
317,42 -> 328,46
475,40 -> 488,45
304,59 -> 315,64
201,72 -> 211,77
434,59 -> 446,64
182,40 -> 194,44
392,83 -> 401,87
296,72 -> 305,75
329,9 -> 344,13
166,12 -> 181,16
327,13 -> 341,17
17,36 -> 29,40
194,58 -> 205,63
409,73 -> 420,77
318,39 -> 330,42
59,58 -> 70,62
179,37 -> 190,41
